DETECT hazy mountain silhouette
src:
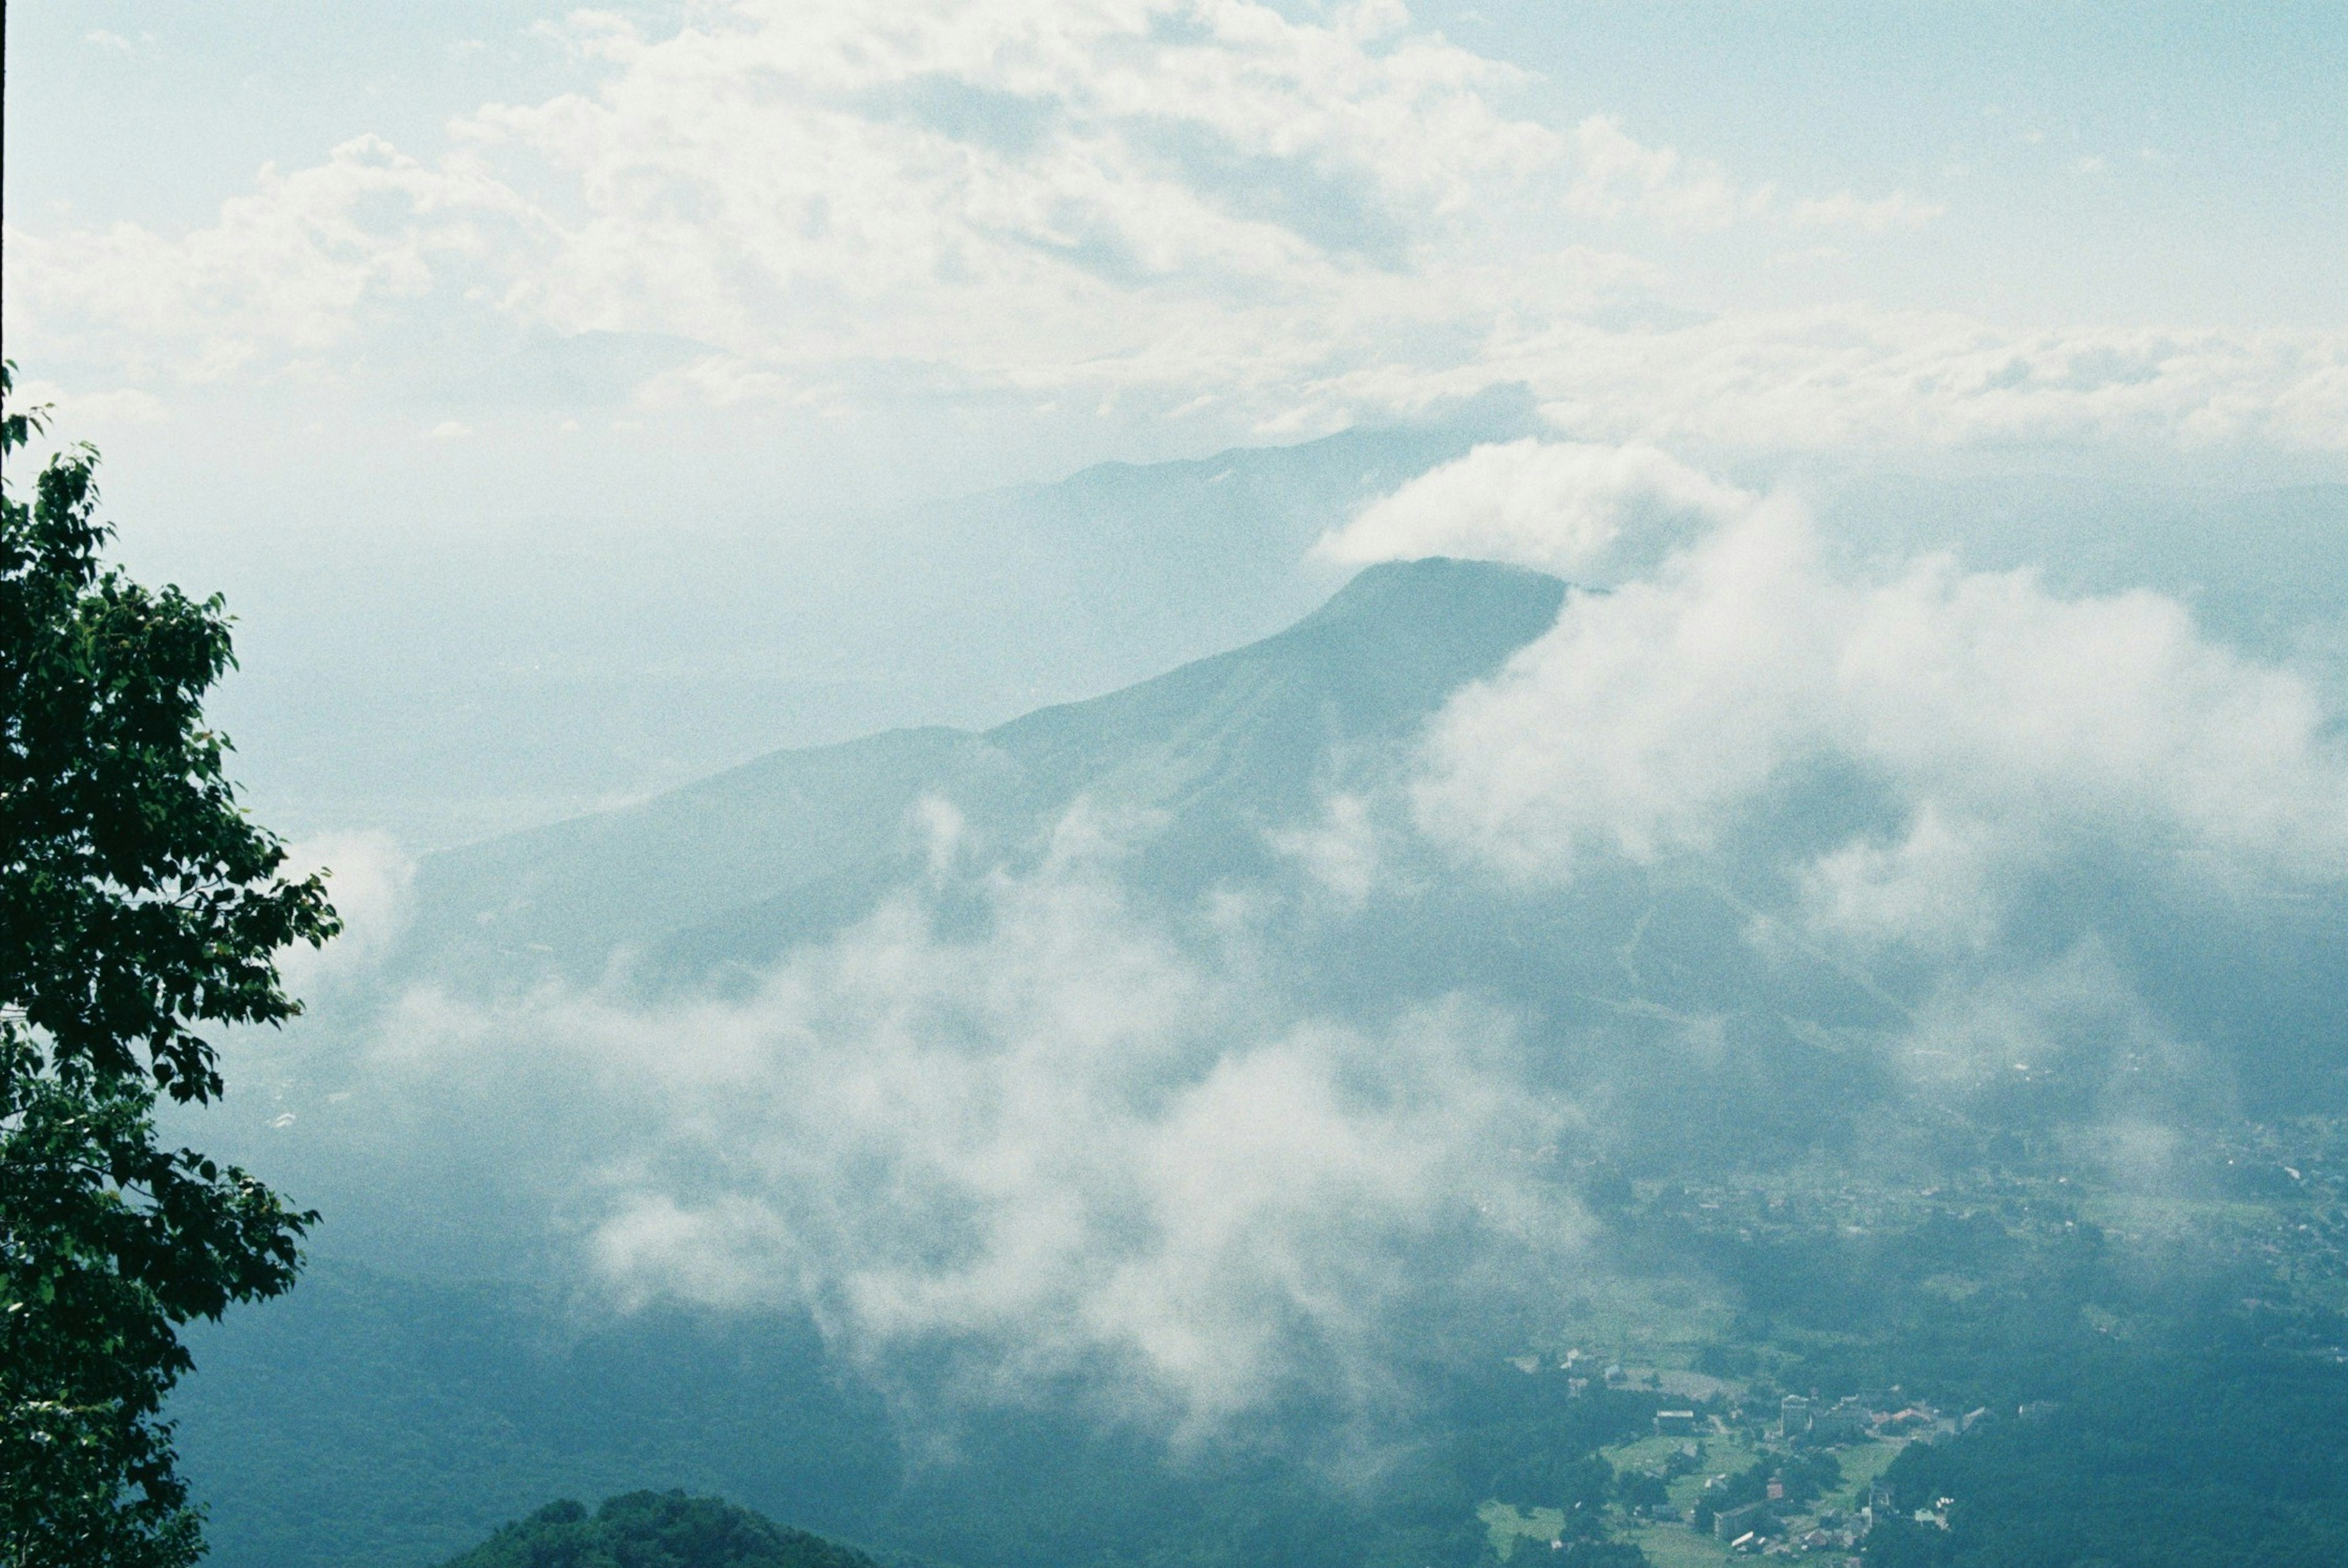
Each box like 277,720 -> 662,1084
394,557 -> 1566,993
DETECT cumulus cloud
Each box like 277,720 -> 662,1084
364,810 -> 1579,1429
20,1 -> 2321,458
1795,804 -> 2007,955
7,0 -> 1586,395
1372,442 -> 2348,907
1559,114 -> 1757,227
1316,437 -> 1754,579
1342,441 -> 2346,1135
4,134 -> 537,380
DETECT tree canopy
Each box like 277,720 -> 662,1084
439,1491 -> 882,1568
2,363 -> 340,1566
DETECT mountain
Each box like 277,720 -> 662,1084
213,392 -> 1538,847
389,556 -> 1567,994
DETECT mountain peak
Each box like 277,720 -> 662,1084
399,557 -> 1566,989
1291,555 -> 1565,637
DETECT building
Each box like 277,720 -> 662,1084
1654,1409 -> 1698,1436
1810,1396 -> 1872,1443
1714,1501 -> 1772,1542
1779,1394 -> 1813,1438
1880,1404 -> 1941,1436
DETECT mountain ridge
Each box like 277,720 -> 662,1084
392,556 -> 1566,993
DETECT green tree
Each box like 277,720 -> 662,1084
2,363 -> 340,1566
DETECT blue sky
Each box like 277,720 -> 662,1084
1438,0 -> 2346,329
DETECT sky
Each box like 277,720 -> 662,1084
2,0 -> 2344,842
7,0 -> 2342,506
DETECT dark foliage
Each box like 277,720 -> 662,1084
438,1490 -> 880,1568
2,363 -> 339,1566
1867,1336 -> 2348,1568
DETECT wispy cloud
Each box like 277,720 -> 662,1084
347,808 -> 1581,1429
1788,190 -> 1944,232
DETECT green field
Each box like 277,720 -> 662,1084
1624,1523 -> 1733,1568
1477,1501 -> 1567,1561
1599,1432 -> 1896,1565
1597,1430 -> 1765,1516
1823,1440 -> 1900,1512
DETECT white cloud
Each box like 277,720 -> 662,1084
1266,791 -> 1384,903
369,811 -> 1579,1427
1896,941 -> 2207,1116
1788,190 -> 1944,232
1346,442 -> 2346,1152
1389,443 -> 2348,919
1796,805 -> 2007,954
22,1 -> 2310,465
4,134 -> 537,379
1316,437 -> 1754,578
1411,496 -> 1836,876
275,832 -> 416,994
1560,114 -> 1757,228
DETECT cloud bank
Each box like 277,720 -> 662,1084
355,811 -> 1578,1430
1333,441 -> 2347,1127
1350,442 -> 2348,899
9,0 -> 2339,461
1317,438 -> 1755,579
